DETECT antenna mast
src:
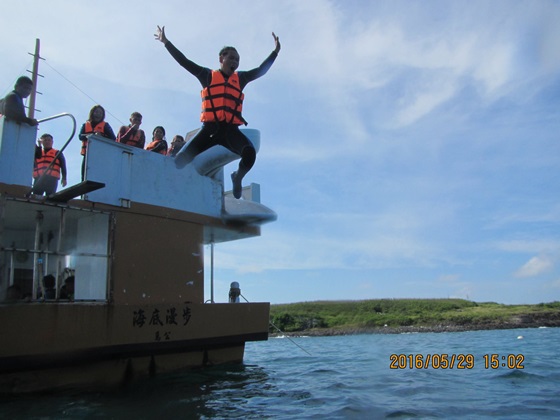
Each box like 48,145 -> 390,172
28,38 -> 41,119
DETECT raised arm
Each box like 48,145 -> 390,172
272,32 -> 281,54
155,25 -> 209,85
154,25 -> 168,44
239,32 -> 281,87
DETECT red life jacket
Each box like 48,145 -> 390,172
81,121 -> 106,155
33,148 -> 61,179
200,71 -> 246,125
117,127 -> 144,148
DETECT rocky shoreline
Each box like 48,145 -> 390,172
271,313 -> 560,337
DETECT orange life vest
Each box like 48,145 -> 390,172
81,121 -> 107,155
201,71 -> 246,125
118,128 -> 144,148
146,140 -> 167,155
33,148 -> 61,179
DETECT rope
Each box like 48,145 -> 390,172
42,59 -> 125,126
1,60 -> 34,97
240,293 -> 312,356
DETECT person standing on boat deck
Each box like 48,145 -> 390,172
116,111 -> 146,149
146,126 -> 168,155
154,25 -> 281,199
167,134 -> 186,157
32,133 -> 67,196
41,275 -> 56,300
78,105 -> 116,180
0,76 -> 38,126
60,276 -> 74,300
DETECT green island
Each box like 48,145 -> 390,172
269,299 -> 560,335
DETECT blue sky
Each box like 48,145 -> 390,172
1,1 -> 559,304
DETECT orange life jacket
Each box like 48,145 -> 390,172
81,121 -> 107,155
118,127 -> 144,148
200,71 -> 246,125
33,148 -> 61,179
146,139 -> 167,155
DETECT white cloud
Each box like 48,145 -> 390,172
496,239 -> 560,255
208,203 -> 461,274
438,274 -> 460,283
394,76 -> 457,126
545,277 -> 560,291
514,255 -> 554,278
537,4 -> 560,73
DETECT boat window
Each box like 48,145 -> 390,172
0,198 -> 111,302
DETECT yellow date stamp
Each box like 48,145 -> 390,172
389,354 -> 525,370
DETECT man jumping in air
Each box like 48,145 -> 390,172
155,25 -> 280,199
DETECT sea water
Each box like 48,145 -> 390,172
1,327 -> 559,419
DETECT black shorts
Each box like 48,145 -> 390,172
188,123 -> 253,156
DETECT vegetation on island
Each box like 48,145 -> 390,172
269,299 -> 560,335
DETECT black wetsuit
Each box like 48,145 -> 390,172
164,40 -> 278,170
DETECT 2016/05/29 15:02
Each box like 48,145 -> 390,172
389,354 -> 525,370
483,354 -> 525,369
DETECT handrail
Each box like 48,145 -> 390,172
32,113 -> 77,192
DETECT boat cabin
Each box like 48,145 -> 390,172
0,114 -> 276,392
